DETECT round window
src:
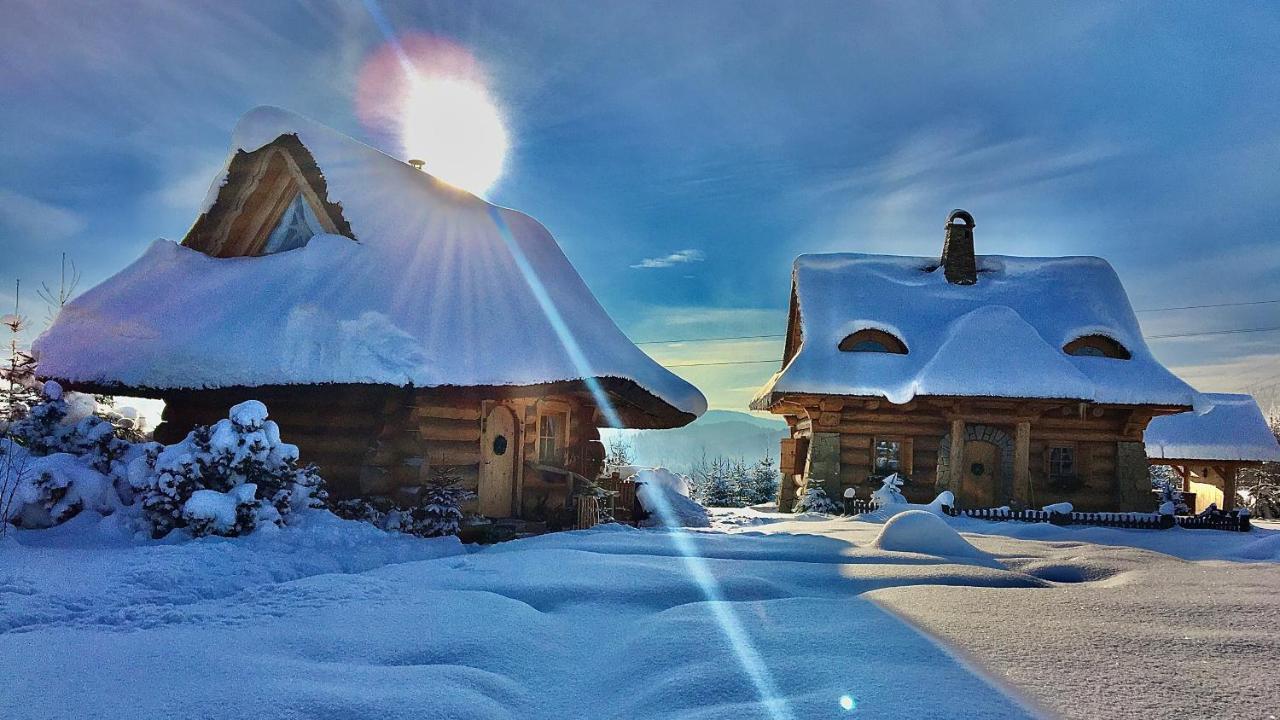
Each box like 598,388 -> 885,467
970,462 -> 985,477
492,435 -> 508,456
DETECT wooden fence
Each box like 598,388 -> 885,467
574,473 -> 641,530
842,496 -> 1250,532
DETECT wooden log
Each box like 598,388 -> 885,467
413,405 -> 481,421
418,418 -> 481,443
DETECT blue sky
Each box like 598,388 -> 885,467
2,1 -> 1278,412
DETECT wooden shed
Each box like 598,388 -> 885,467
33,107 -> 706,521
1145,393 -> 1280,512
751,210 -> 1197,512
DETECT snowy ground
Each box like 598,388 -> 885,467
3,510 -> 1278,719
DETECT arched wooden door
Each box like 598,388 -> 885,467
958,440 -> 1000,508
479,405 -> 517,518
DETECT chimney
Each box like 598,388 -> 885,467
407,159 -> 426,171
940,209 -> 977,285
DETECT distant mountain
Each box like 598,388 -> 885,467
602,410 -> 788,474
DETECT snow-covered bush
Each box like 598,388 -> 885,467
794,479 -> 840,514
871,473 -> 907,507
129,400 -> 327,539
2,383 -> 140,530
333,464 -> 474,538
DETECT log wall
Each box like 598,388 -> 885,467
769,395 -> 1168,512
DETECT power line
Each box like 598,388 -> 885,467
1135,298 -> 1280,313
636,333 -> 783,346
1145,325 -> 1280,340
662,359 -> 782,368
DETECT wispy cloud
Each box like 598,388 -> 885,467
631,249 -> 705,269
0,188 -> 86,243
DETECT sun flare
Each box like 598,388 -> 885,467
400,75 -> 509,196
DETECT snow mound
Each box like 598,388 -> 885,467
872,509 -> 991,560
1234,533 -> 1280,562
631,468 -> 709,528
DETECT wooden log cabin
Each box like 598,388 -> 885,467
751,210 -> 1198,512
33,106 -> 706,521
1145,393 -> 1280,512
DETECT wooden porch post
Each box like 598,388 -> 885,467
1014,421 -> 1031,506
949,418 -> 966,490
1220,465 -> 1238,510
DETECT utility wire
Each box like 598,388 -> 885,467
1135,298 -> 1280,313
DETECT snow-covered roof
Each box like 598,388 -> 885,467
752,253 -> 1197,408
34,106 -> 706,425
1145,393 -> 1280,463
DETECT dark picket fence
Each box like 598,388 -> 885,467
842,496 -> 1251,532
941,505 -> 1251,532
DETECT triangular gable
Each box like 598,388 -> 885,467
182,133 -> 354,257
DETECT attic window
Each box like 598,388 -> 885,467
262,193 -> 325,254
838,329 -> 908,354
1063,335 -> 1131,360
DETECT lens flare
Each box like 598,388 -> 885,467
356,32 -> 509,196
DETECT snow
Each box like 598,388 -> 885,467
183,485 -> 256,533
871,509 -> 994,561
1145,392 -> 1280,462
753,253 -> 1197,408
1040,501 -> 1073,514
4,507 -> 1280,719
630,467 -> 710,528
32,106 -> 706,421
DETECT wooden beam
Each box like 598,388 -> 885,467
950,418 -> 966,491
1014,420 -> 1031,505
1221,466 -> 1238,510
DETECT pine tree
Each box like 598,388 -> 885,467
1241,415 -> 1280,519
688,449 -> 711,502
794,478 -> 839,514
738,454 -> 780,506
701,456 -> 736,507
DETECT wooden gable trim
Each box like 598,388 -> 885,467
182,133 -> 355,258
781,280 -> 803,368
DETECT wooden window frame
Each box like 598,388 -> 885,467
535,400 -> 571,466
1045,442 -> 1079,486
838,328 -> 908,355
871,436 -> 913,478
1063,335 -> 1131,360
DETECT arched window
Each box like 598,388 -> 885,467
1063,335 -> 1131,360
838,328 -> 908,354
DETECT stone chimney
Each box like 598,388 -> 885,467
940,209 -> 977,285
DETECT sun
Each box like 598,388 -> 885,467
355,34 -> 511,197
400,74 -> 509,196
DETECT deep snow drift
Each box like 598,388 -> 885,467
4,506 -> 1278,719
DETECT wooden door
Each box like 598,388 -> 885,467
479,405 -> 516,518
958,440 -> 1000,508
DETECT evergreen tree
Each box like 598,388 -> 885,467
688,449 -> 711,502
795,479 -> 839,514
701,456 -> 736,507
738,454 -> 780,506
1241,415 -> 1280,519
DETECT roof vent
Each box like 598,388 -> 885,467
940,209 -> 976,285
407,159 -> 425,171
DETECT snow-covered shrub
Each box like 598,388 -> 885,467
129,400 -> 327,538
794,479 -> 840,514
333,464 -> 474,538
2,383 -> 139,529
871,473 -> 907,507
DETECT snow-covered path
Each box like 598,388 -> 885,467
4,512 -> 1278,719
